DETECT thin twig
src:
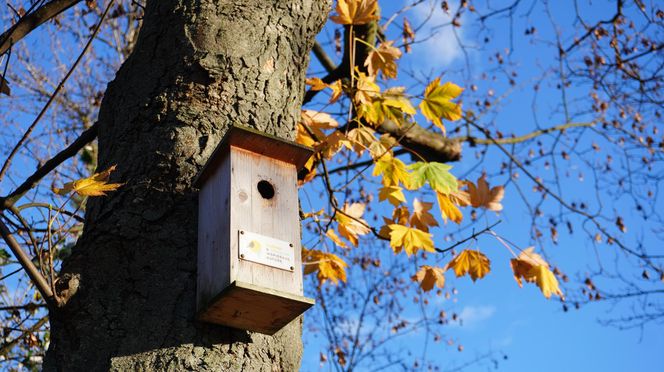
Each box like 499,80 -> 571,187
0,217 -> 54,303
0,0 -> 113,181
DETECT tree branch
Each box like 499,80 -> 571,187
0,218 -> 55,304
0,122 -> 98,210
458,121 -> 595,145
0,315 -> 48,357
0,0 -> 111,181
0,0 -> 82,55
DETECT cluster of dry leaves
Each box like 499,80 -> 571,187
297,0 -> 563,300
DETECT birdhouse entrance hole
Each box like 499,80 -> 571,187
257,180 -> 275,199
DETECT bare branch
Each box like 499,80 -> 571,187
0,0 -> 82,55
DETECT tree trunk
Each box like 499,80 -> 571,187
44,0 -> 327,370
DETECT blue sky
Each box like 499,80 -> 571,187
301,0 -> 663,371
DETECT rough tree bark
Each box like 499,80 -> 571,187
44,0 -> 328,370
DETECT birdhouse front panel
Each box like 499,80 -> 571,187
228,146 -> 303,295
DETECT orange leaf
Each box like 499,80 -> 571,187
410,199 -> 439,232
330,0 -> 379,25
303,249 -> 348,285
306,77 -> 328,91
365,41 -> 402,79
436,192 -> 463,224
414,265 -> 446,292
509,247 -> 564,299
465,175 -> 504,211
335,203 -> 371,246
446,250 -> 490,281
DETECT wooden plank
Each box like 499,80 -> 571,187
197,281 -> 314,335
196,154 -> 231,311
194,125 -> 313,187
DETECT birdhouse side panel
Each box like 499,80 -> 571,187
229,147 -> 304,295
197,154 -> 232,311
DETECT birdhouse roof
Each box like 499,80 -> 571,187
194,125 -> 313,187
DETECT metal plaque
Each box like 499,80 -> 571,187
238,230 -> 295,271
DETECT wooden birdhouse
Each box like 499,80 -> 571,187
194,125 -> 315,335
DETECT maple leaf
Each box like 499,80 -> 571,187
329,79 -> 343,103
346,126 -> 377,155
297,110 -> 339,149
391,205 -> 410,225
306,77 -> 327,91
53,165 -> 123,196
388,224 -> 434,256
317,131 -> 351,159
414,265 -> 446,292
419,78 -> 463,133
446,250 -> 491,281
354,71 -> 380,105
382,87 -> 416,116
330,0 -> 380,25
301,109 -> 339,130
372,154 -> 410,187
358,87 -> 416,127
326,229 -> 348,249
303,249 -> 348,285
449,185 -> 471,207
509,247 -> 564,299
410,199 -> 439,232
365,41 -> 402,79
335,203 -> 371,246
436,192 -> 463,224
528,265 -> 564,299
378,186 -> 406,206
466,175 -> 504,211
408,162 -> 458,194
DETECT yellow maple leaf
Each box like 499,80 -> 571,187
446,249 -> 491,281
336,203 -> 371,246
378,185 -> 406,206
528,265 -> 564,299
53,165 -> 123,196
301,109 -> 339,130
306,77 -> 327,91
317,131 -> 351,159
372,154 -> 410,187
346,126 -> 377,155
413,265 -> 446,292
330,0 -> 380,25
466,175 -> 504,211
410,199 -> 439,232
326,229 -> 348,249
382,87 -> 416,116
388,224 -> 434,256
419,78 -> 463,133
296,122 -> 317,147
303,249 -> 348,285
329,79 -> 343,103
509,248 -> 564,299
436,192 -> 463,224
365,41 -> 402,79
354,71 -> 380,106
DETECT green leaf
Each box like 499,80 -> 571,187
408,162 -> 458,194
